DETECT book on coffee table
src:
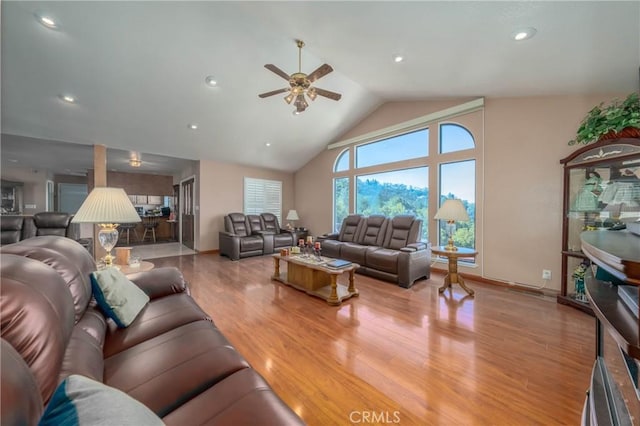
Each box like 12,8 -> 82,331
325,259 -> 352,269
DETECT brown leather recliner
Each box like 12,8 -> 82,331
32,211 -> 80,239
0,215 -> 35,244
364,215 -> 430,288
340,215 -> 389,265
1,212 -> 92,254
260,213 -> 296,252
317,214 -> 364,258
219,213 -> 266,260
0,236 -> 303,425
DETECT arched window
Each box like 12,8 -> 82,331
439,123 -> 475,154
334,149 -> 349,172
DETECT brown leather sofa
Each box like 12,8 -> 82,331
0,236 -> 304,425
219,212 -> 299,260
318,214 -> 430,288
1,212 -> 92,254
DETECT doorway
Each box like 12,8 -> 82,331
180,177 -> 195,250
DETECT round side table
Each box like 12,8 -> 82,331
431,246 -> 478,296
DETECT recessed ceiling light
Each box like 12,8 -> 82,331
188,123 -> 198,130
393,55 -> 404,63
512,27 -> 537,41
58,94 -> 77,103
205,76 -> 217,87
35,14 -> 58,29
265,142 -> 271,147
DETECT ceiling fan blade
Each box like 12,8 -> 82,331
264,64 -> 291,81
313,87 -> 342,101
258,88 -> 289,98
307,64 -> 333,83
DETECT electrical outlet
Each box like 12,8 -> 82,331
542,269 -> 552,280
25,204 -> 36,209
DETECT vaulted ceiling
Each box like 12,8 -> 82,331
2,1 -> 639,176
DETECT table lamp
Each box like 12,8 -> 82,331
286,209 -> 300,230
434,199 -> 469,251
72,187 -> 141,266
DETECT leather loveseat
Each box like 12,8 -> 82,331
219,212 -> 299,261
0,236 -> 303,425
1,212 -> 92,254
318,214 -> 430,288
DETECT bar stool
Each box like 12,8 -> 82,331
142,216 -> 159,243
118,223 -> 139,245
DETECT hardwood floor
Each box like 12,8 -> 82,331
152,253 -> 594,425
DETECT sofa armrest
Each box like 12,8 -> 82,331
317,233 -> 338,241
127,267 -> 189,299
407,242 -> 427,251
219,231 -> 239,237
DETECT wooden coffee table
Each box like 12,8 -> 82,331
272,254 -> 359,306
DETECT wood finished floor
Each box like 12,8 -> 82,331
152,253 -> 594,425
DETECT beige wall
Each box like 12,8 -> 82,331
295,94 -> 624,291
198,160 -> 295,252
482,94 -> 623,290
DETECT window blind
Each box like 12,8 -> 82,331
244,177 -> 282,223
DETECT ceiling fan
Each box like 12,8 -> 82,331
259,39 -> 341,114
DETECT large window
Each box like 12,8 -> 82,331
356,167 -> 428,240
331,101 -> 481,251
244,177 -> 282,222
356,129 -> 428,168
439,160 -> 475,249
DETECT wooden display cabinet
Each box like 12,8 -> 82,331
559,138 -> 640,314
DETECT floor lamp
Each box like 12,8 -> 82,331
72,187 -> 141,266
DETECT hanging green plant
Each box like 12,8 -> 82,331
569,92 -> 640,145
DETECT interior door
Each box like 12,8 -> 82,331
180,178 -> 195,249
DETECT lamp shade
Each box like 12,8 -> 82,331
286,210 -> 300,221
434,199 -> 469,222
72,187 -> 141,224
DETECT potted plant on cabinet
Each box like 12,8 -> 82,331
569,92 -> 640,145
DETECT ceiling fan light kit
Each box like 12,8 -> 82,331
259,39 -> 341,114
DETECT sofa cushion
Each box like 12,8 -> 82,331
104,320 -> 250,417
319,239 -> 343,258
382,215 -> 421,250
1,236 -> 96,323
1,339 -> 44,426
225,213 -> 250,237
1,216 -> 25,245
39,375 -> 163,426
162,368 -> 304,426
239,235 -> 263,251
0,254 -> 75,404
90,268 -> 149,328
103,293 -> 211,358
337,214 -> 364,242
365,247 -> 399,274
357,215 -> 388,246
340,242 -> 368,264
